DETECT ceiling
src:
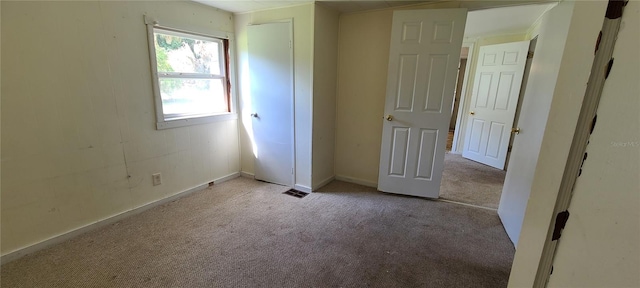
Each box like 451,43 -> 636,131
193,0 -> 307,13
194,0 -> 557,14
193,0 -> 556,38
193,0 -> 434,14
464,3 -> 555,38
318,1 -> 440,13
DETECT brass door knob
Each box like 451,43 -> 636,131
511,127 -> 521,135
385,115 -> 393,121
470,111 -> 475,115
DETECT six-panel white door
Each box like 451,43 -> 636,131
462,41 -> 530,170
378,9 -> 467,198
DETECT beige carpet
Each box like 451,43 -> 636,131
440,153 -> 507,209
1,178 -> 514,287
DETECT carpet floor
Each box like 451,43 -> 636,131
439,153 -> 507,209
1,178 -> 515,287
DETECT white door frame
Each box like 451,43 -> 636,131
451,41 -> 475,154
284,19 -> 296,188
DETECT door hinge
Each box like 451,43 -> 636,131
605,58 -> 615,79
552,210 -> 570,241
289,40 -> 292,49
527,51 -> 534,59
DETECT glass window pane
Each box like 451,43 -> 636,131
159,78 -> 227,119
154,32 -> 222,75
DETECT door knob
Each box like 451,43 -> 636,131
385,115 -> 394,121
470,111 -> 475,115
250,113 -> 259,118
511,127 -> 521,135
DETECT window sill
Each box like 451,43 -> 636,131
156,113 -> 238,130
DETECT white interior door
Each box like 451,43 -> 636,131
247,22 -> 294,187
498,2 -> 576,246
462,41 -> 530,169
378,9 -> 467,198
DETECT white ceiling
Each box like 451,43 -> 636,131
194,0 -> 556,38
194,0 -> 558,14
193,0 -> 307,14
319,1 -> 438,13
193,0 -> 436,14
464,3 -> 555,38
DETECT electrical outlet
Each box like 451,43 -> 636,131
152,173 -> 162,186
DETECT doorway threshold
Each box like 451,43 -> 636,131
437,198 -> 498,211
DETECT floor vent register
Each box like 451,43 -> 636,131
283,189 -> 309,198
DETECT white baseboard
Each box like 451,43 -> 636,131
215,172 -> 241,184
0,172 -> 241,265
240,171 -> 255,179
294,184 -> 312,193
312,175 -> 335,191
335,175 -> 377,188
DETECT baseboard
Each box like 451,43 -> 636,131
0,172 -> 241,265
240,171 -> 255,179
294,184 -> 312,193
215,172 -> 241,184
312,175 -> 335,191
335,175 -> 377,188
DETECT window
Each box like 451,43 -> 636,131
146,18 -> 235,129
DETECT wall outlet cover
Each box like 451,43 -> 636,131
152,173 -> 162,186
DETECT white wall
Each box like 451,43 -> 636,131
334,8 -> 392,187
498,2 -> 574,247
507,1 -> 609,286
1,1 -> 239,255
312,4 -> 339,190
547,1 -> 640,286
235,4 -> 314,190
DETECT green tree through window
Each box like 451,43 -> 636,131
150,28 -> 228,122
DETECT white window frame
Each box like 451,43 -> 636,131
145,16 -> 237,130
